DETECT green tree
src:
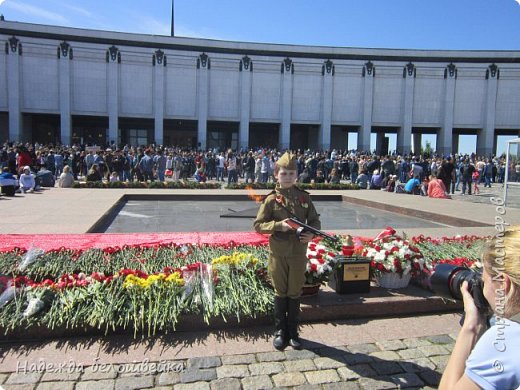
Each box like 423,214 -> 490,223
421,141 -> 433,157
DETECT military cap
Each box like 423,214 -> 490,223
276,152 -> 297,170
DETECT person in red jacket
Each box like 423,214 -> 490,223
16,146 -> 32,174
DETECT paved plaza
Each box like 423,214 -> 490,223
0,184 -> 518,389
0,315 -> 459,390
0,182 -> 515,236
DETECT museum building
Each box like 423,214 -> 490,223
1,19 -> 520,155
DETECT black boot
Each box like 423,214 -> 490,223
273,296 -> 288,350
287,298 -> 302,350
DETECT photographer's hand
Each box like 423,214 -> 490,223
439,281 -> 486,390
460,281 -> 487,333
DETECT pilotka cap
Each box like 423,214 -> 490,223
277,152 -> 297,170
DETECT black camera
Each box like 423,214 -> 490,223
430,264 -> 489,312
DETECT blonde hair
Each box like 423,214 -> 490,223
482,227 -> 520,317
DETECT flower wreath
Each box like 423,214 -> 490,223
361,227 -> 432,278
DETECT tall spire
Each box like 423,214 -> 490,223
171,0 -> 175,37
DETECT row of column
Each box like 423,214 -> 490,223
5,36 -> 500,154
6,40 -> 77,145
363,62 -> 497,156
4,39 -> 162,146
195,55 -> 500,155
6,37 -> 21,143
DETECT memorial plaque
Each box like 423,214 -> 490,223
328,256 -> 371,294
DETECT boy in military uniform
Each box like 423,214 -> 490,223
254,152 -> 321,350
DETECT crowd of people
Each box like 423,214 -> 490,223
0,140 -> 517,198
1,141 -> 519,389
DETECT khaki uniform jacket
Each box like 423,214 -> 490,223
254,186 -> 321,257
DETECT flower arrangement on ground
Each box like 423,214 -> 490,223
0,234 -> 489,337
411,234 -> 487,290
413,234 -> 487,265
211,252 -> 259,268
361,227 -> 432,279
305,235 -> 356,285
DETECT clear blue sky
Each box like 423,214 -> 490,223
1,0 -> 519,153
2,0 -> 520,50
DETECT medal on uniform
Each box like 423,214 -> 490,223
299,195 -> 308,208
275,195 -> 287,206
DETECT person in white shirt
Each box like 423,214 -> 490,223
173,153 -> 183,181
58,165 -> 74,188
19,166 -> 35,193
166,155 -> 173,171
255,154 -> 262,183
216,153 -> 226,182
109,171 -> 120,183
260,153 -> 270,183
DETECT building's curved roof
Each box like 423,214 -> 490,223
1,20 -> 520,63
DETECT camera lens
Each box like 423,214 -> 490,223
430,264 -> 465,299
450,268 -> 478,300
430,263 -> 489,311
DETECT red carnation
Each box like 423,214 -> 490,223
91,272 -> 105,282
76,280 -> 88,287
13,276 -> 29,287
41,279 -> 54,287
118,269 -> 134,277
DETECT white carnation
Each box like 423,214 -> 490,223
375,252 -> 386,261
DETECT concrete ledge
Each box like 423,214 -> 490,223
300,284 -> 461,323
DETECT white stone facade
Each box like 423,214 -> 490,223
1,20 -> 520,155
